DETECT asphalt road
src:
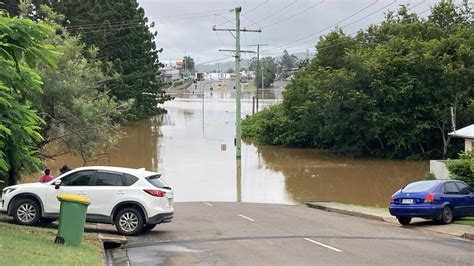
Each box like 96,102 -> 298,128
108,203 -> 473,265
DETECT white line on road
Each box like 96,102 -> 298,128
303,238 -> 343,252
238,214 -> 255,222
203,202 -> 213,206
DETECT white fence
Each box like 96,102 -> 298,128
429,160 -> 450,179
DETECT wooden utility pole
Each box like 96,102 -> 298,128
213,7 -> 261,158
249,44 -> 267,112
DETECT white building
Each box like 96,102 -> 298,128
430,124 -> 474,179
449,124 -> 474,151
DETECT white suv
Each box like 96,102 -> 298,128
0,166 -> 174,235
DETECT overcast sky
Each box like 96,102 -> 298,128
137,0 -> 444,66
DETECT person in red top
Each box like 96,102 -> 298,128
39,169 -> 54,183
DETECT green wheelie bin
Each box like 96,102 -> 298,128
54,194 -> 91,246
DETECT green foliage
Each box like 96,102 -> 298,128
16,0 -> 171,120
172,79 -> 184,86
31,7 -> 130,165
183,56 -> 195,74
0,16 -> 56,185
424,172 -> 437,180
243,1 -> 473,159
252,57 -> 278,89
278,50 -> 299,79
447,151 -> 474,187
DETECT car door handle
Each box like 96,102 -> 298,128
116,191 -> 126,195
78,192 -> 87,195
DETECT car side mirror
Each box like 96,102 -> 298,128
54,179 -> 62,189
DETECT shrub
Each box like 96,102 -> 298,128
424,172 -> 437,180
447,151 -> 474,187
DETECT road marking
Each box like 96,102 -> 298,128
303,238 -> 343,252
238,214 -> 255,222
203,202 -> 213,206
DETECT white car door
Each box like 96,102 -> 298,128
87,171 -> 127,217
43,170 -> 95,214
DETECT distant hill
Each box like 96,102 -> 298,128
196,60 -> 249,73
195,51 -> 314,73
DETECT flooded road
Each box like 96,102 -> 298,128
44,81 -> 428,207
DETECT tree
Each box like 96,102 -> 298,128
32,6 -> 130,165
0,16 -> 57,185
5,0 -> 171,120
226,68 -> 234,73
254,57 -> 278,89
278,50 -> 299,79
243,1 -> 473,159
183,56 -> 195,75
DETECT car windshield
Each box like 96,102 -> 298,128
402,181 -> 438,193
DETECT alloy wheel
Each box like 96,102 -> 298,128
119,212 -> 139,232
16,203 -> 37,223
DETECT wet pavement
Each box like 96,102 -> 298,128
108,202 -> 473,265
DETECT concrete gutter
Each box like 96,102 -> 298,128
94,224 -> 128,266
305,201 -> 474,241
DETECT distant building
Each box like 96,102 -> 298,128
430,124 -> 474,179
160,67 -> 180,82
449,124 -> 474,152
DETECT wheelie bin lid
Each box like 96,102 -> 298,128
57,194 -> 91,205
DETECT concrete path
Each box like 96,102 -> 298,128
108,202 -> 473,265
306,201 -> 474,240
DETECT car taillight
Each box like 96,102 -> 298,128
424,193 -> 435,203
390,195 -> 395,204
144,189 -> 166,197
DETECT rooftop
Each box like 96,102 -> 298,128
449,124 -> 474,139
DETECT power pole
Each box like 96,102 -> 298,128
249,44 -> 267,112
213,7 -> 261,158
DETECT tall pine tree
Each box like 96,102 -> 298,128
2,0 -> 171,120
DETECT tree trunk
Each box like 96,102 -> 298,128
8,167 -> 17,186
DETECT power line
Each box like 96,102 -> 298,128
244,0 -> 269,15
66,9 -> 228,30
269,0 -> 384,52
261,0 -> 325,29
246,0 -> 298,28
195,56 -> 234,66
408,0 -> 427,11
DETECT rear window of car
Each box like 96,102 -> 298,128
146,175 -> 171,189
402,181 -> 438,193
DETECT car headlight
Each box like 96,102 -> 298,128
2,187 -> 16,195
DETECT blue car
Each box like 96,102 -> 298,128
389,180 -> 474,225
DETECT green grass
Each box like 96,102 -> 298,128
454,217 -> 474,227
344,203 -> 389,212
0,222 -> 102,265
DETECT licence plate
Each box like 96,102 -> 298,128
402,199 -> 414,204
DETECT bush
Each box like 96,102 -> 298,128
447,151 -> 474,187
424,172 -> 437,180
242,104 -> 291,145
172,79 -> 184,86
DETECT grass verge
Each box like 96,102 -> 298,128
0,221 -> 102,265
454,217 -> 474,227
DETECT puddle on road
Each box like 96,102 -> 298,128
41,84 -> 428,208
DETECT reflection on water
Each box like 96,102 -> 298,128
40,86 -> 428,207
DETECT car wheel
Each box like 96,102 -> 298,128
397,217 -> 411,226
115,208 -> 144,236
142,224 -> 157,232
12,199 -> 41,226
441,206 -> 453,224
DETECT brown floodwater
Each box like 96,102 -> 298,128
38,82 -> 428,207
